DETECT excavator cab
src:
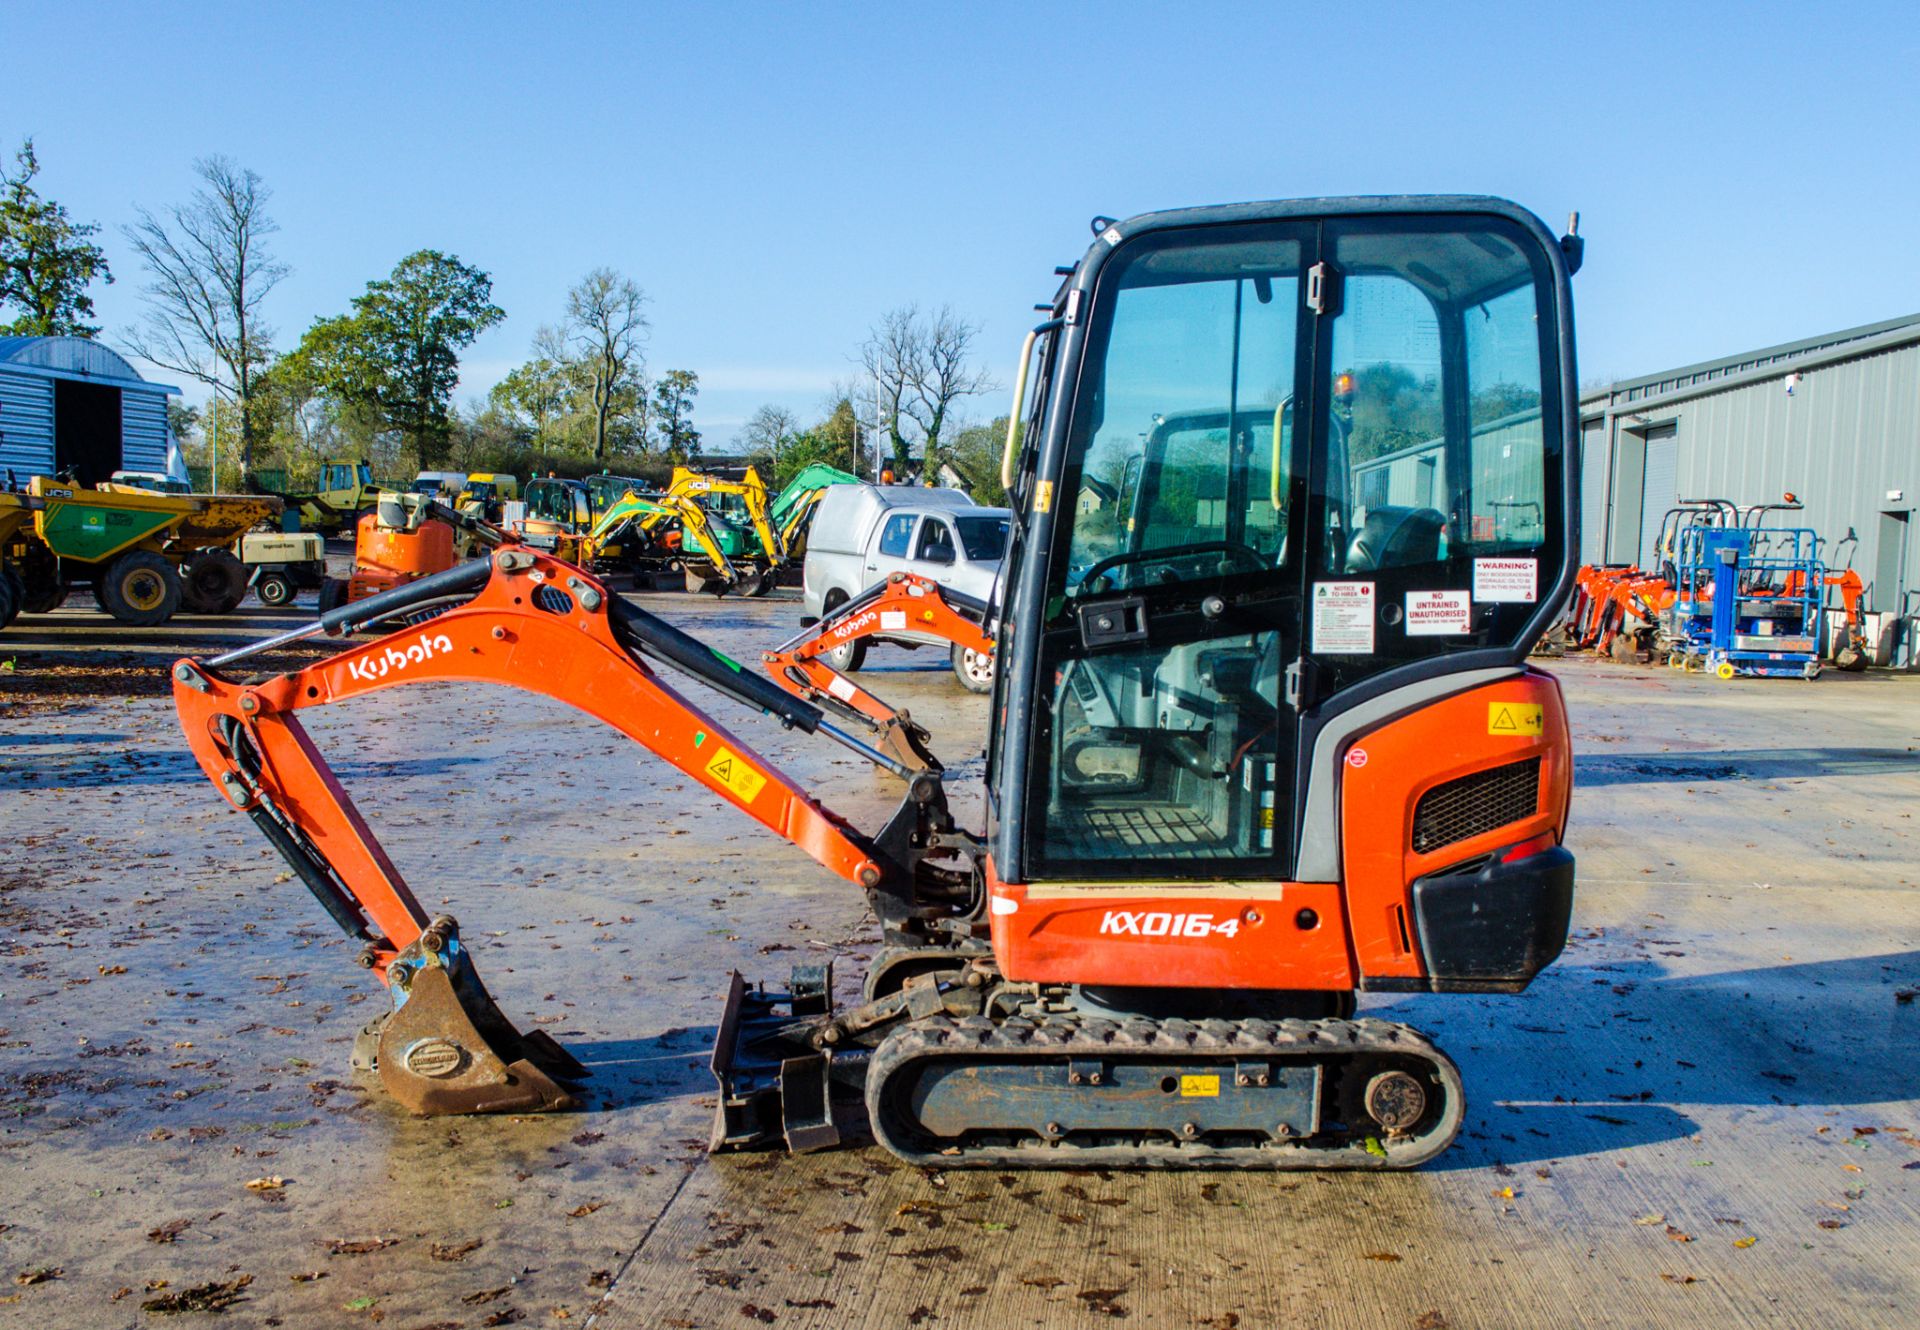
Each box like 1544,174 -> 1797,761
985,196 -> 1577,1003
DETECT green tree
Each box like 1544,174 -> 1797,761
946,416 -> 1010,505
653,369 -> 700,461
293,250 -> 505,467
0,140 -> 112,336
1343,361 -> 1444,463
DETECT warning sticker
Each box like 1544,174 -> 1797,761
827,675 -> 857,702
1179,1075 -> 1220,1098
704,745 -> 768,803
1474,557 -> 1537,603
1487,702 -> 1545,736
1404,589 -> 1472,636
880,610 -> 908,631
1311,581 -> 1375,653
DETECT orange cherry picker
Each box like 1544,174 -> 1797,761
173,195 -> 1583,1169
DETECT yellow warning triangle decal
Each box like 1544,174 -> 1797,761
1491,707 -> 1517,731
710,758 -> 733,780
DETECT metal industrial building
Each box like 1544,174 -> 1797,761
1579,313 -> 1920,665
0,336 -> 182,486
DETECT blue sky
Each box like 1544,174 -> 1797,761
4,3 -> 1917,444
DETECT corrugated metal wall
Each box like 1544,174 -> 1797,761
120,387 -> 171,472
0,366 -> 173,478
1665,341 -> 1920,609
0,370 -> 53,480
1579,420 -> 1609,565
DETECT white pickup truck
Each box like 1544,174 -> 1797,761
801,484 -> 1010,687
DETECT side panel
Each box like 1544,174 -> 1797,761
986,869 -> 1356,991
1340,669 -> 1572,982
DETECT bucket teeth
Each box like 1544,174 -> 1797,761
363,918 -> 586,1116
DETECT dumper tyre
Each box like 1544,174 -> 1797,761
0,569 -> 16,629
317,578 -> 348,616
181,548 -> 249,614
255,570 -> 297,608
19,571 -> 68,615
100,550 -> 181,626
952,642 -> 995,693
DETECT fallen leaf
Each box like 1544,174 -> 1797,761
244,1175 -> 285,1192
290,1271 -> 327,1282
1841,1163 -> 1863,1173
1633,1213 -> 1666,1226
1733,1237 -> 1757,1249
344,1294 -> 378,1311
1660,1273 -> 1698,1285
327,1237 -> 400,1255
1414,1313 -> 1449,1330
566,1203 -> 605,1219
1817,1218 -> 1847,1230
430,1239 -> 483,1262
1665,1226 -> 1694,1243
141,1274 -> 253,1313
147,1218 -> 193,1244
98,964 -> 127,976
464,1286 -> 512,1305
1491,1186 -> 1515,1200
1363,1252 -> 1402,1262
12,1269 -> 60,1287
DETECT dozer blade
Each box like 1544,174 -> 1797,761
357,916 -> 587,1116
709,965 -> 840,1154
875,712 -> 942,773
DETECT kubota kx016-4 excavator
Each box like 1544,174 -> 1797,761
171,195 -> 1581,1169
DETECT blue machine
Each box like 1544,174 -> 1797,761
1663,515 -> 1824,679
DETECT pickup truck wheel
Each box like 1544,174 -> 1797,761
255,571 -> 297,608
100,550 -> 181,626
952,642 -> 995,693
823,636 -> 866,673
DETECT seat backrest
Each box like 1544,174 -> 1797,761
1346,506 -> 1444,572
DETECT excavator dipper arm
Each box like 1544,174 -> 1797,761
172,548 -> 907,1116
763,572 -> 995,772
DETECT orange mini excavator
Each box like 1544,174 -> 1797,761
763,571 -> 996,772
172,195 -> 1583,1169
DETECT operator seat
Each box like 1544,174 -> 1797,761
1346,506 -> 1445,572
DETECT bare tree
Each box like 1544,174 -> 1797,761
123,157 -> 288,476
904,305 -> 994,471
564,267 -> 649,463
741,403 -> 799,464
860,306 -> 920,476
859,305 -> 994,477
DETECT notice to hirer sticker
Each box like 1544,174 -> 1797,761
1474,557 -> 1537,603
1311,581 -> 1375,653
1405,589 -> 1472,636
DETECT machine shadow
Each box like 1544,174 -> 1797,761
1378,949 -> 1920,1168
1574,747 -> 1919,786
567,1025 -> 719,1111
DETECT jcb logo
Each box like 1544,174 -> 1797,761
344,631 -> 454,683
1099,911 -> 1241,939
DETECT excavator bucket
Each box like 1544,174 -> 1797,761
709,965 -> 840,1154
875,712 -> 943,773
352,917 -> 587,1115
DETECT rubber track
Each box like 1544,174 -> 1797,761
866,1011 -> 1464,1171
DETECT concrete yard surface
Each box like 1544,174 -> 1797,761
1,589 -> 1917,1328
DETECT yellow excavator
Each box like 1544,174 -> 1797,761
664,466 -> 784,593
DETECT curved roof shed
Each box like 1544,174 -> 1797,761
0,336 -> 182,486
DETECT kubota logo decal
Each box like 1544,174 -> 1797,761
1099,911 -> 1241,939
829,610 -> 878,642
344,632 -> 454,683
